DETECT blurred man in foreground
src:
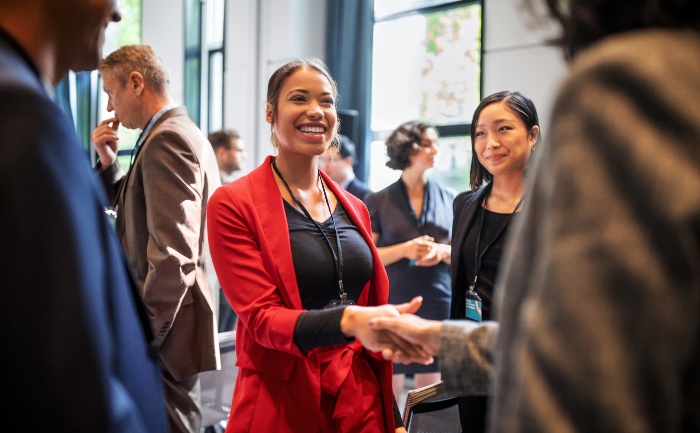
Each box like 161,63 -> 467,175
0,0 -> 167,431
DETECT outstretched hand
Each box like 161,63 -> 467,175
340,297 -> 434,365
368,313 -> 442,364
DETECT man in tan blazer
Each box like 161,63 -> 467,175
92,44 -> 221,433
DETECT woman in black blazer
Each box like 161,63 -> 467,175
450,91 -> 541,433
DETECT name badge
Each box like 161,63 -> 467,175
465,288 -> 483,322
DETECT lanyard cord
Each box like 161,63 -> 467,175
470,192 -> 526,292
272,158 -> 346,302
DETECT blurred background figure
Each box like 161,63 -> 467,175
450,90 -> 539,433
0,0 -> 167,432
209,128 -> 247,185
365,120 -> 455,401
319,134 -> 372,203
208,128 -> 248,333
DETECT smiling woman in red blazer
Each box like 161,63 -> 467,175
207,58 -> 421,433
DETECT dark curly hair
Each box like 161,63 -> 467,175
469,91 -> 540,191
385,121 -> 438,171
526,0 -> 700,59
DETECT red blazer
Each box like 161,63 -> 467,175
207,156 -> 394,432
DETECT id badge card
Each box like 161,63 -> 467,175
465,289 -> 483,322
324,299 -> 356,309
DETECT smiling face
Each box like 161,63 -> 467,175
473,101 -> 538,178
408,127 -> 440,173
266,66 -> 338,158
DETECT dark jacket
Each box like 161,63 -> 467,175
0,29 -> 167,432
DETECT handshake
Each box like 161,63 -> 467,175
340,296 -> 443,365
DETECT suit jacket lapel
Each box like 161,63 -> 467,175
451,182 -> 492,283
116,107 -> 186,210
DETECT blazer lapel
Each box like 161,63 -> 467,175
451,182 -> 492,284
251,156 -> 304,310
117,107 -> 186,208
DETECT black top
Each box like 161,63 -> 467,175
285,200 -> 404,426
459,208 -> 520,321
366,179 -> 455,320
288,200 -> 373,349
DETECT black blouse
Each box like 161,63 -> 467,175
459,208 -> 520,321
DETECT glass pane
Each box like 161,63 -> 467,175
370,4 -> 481,130
206,0 -> 226,47
184,57 -> 201,125
375,0 -> 451,19
368,139 -> 401,192
428,135 -> 471,193
368,135 -> 472,194
102,0 -> 141,56
209,52 -> 224,132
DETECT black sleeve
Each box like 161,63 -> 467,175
293,306 -> 354,351
394,395 -> 404,428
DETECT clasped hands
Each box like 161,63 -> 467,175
340,296 -> 442,365
404,235 -> 449,267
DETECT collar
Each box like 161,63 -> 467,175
136,102 -> 179,148
0,27 -> 53,95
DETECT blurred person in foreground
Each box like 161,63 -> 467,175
369,0 -> 700,431
319,134 -> 372,202
92,44 -> 221,433
0,0 -> 167,431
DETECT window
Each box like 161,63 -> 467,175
184,0 -> 226,134
369,0 -> 481,193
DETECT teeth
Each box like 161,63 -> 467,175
299,126 -> 324,134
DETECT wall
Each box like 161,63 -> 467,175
142,0 -> 186,105
482,0 -> 567,135
142,0 -> 567,167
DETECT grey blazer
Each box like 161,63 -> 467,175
100,106 -> 222,380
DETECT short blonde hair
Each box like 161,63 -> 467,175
100,44 -> 170,94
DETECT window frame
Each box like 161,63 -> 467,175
369,0 -> 482,191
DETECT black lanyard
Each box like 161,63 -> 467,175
272,158 -> 348,304
469,192 -> 525,292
